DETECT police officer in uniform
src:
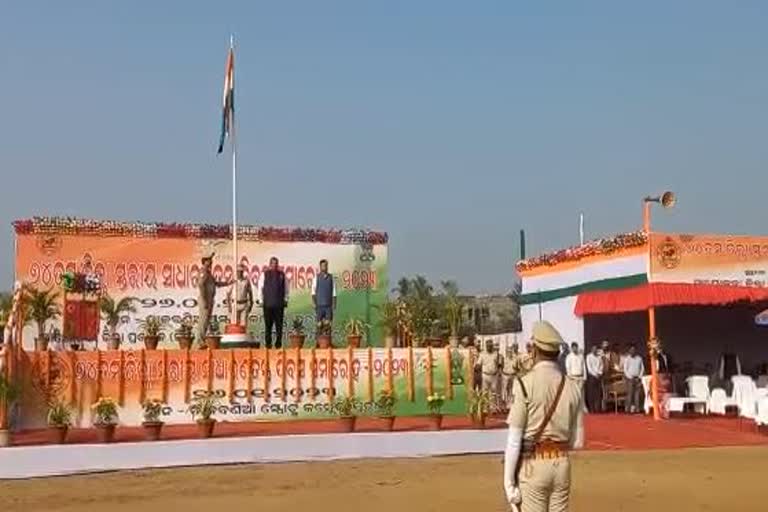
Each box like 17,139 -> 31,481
197,253 -> 232,346
503,321 -> 584,512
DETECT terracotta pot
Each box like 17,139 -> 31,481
108,334 -> 121,351
144,335 -> 160,350
0,429 -> 9,447
376,416 -> 396,432
49,425 -> 69,444
336,416 -> 356,433
197,419 -> 216,438
96,423 -> 117,443
317,335 -> 332,349
289,334 -> 306,349
142,421 -> 164,441
425,413 -> 443,431
35,337 -> 49,352
470,414 -> 487,430
346,335 -> 362,348
177,336 -> 193,350
204,336 -> 221,350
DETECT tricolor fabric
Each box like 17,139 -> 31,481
217,45 -> 235,154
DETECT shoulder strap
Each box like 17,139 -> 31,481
532,375 -> 566,444
516,376 -> 528,400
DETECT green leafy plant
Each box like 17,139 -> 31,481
190,393 -> 220,422
316,319 -> 333,336
142,398 -> 164,423
291,317 -> 305,335
91,397 -> 119,425
47,401 -> 73,427
22,287 -> 61,340
375,389 -> 397,417
99,294 -> 138,337
332,395 -> 358,417
0,374 -> 20,408
375,300 -> 400,337
344,317 -> 369,337
467,389 -> 492,422
140,316 -> 163,337
442,281 -> 464,339
426,393 -> 446,415
0,291 -> 13,326
175,317 -> 194,338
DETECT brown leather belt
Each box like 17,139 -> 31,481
521,439 -> 570,460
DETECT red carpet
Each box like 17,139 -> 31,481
9,414 -> 768,450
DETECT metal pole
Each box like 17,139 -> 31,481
230,35 -> 238,327
644,200 -> 661,421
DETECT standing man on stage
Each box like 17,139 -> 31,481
585,344 -> 604,413
502,343 -> 522,406
227,264 -> 253,328
197,253 -> 233,346
257,257 -> 289,349
478,340 -> 502,399
311,259 -> 336,322
503,321 -> 584,512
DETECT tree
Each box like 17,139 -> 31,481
22,287 -> 62,340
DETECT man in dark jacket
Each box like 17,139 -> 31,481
257,257 -> 289,348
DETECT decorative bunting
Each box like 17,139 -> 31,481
13,217 -> 388,245
516,231 -> 648,272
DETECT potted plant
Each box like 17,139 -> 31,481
344,317 -> 369,348
376,300 -> 399,348
332,395 -> 358,433
374,389 -> 397,431
316,319 -> 333,349
47,400 -> 72,444
0,374 -> 20,447
426,393 -> 445,431
142,398 -> 164,441
175,318 -> 195,350
468,389 -> 492,429
91,396 -> 119,443
190,393 -> 220,438
204,321 -> 222,350
23,286 -> 61,352
140,316 -> 163,350
289,317 -> 306,349
99,294 -> 138,350
0,291 -> 12,338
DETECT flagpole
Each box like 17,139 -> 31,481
230,34 -> 239,327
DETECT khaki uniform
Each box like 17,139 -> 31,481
478,351 -> 501,397
502,353 -> 522,404
520,353 -> 536,374
507,361 -> 584,512
228,278 -> 253,326
197,269 -> 229,345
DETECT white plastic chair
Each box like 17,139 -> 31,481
707,388 -> 737,415
731,376 -> 758,419
678,375 -> 710,414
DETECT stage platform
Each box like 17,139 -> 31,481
1,415 -> 766,480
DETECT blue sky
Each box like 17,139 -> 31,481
1,1 -> 767,293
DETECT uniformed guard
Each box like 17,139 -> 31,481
502,343 -> 522,405
197,253 -> 232,346
227,264 -> 253,327
503,321 -> 584,512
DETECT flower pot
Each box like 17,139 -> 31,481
337,416 -> 356,433
197,419 -> 216,438
204,335 -> 221,350
346,335 -> 362,348
425,413 -> 443,431
377,415 -> 396,432
144,335 -> 160,351
177,336 -> 193,350
108,334 -> 121,351
35,337 -> 49,352
142,421 -> 164,441
317,335 -> 332,349
470,414 -> 487,430
49,425 -> 69,444
96,423 -> 117,443
0,429 -> 10,447
289,334 -> 306,349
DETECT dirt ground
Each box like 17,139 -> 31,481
1,446 -> 766,512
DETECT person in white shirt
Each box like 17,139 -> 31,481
585,345 -> 604,413
623,344 -> 645,413
565,342 -> 586,380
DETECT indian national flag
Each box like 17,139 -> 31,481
217,43 -> 235,154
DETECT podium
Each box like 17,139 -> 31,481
219,323 -> 256,348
